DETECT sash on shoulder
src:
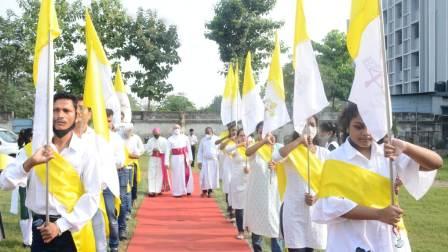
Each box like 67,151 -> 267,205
287,145 -> 323,193
25,143 -> 96,252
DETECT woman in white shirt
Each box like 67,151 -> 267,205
225,128 -> 250,240
312,102 -> 443,252
318,121 -> 339,151
273,116 -> 328,252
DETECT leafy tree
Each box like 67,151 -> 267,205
201,95 -> 222,113
313,30 -> 354,110
205,0 -> 282,75
0,0 -> 180,116
157,94 -> 196,112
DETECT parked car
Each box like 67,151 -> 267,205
0,128 -> 18,156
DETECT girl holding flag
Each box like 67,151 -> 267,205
273,116 -> 328,252
312,103 -> 442,251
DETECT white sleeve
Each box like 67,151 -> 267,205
145,139 -> 153,153
115,136 -> 126,169
272,144 -> 286,163
197,139 -> 204,164
0,152 -> 28,191
136,136 -> 145,155
311,197 -> 358,224
396,153 -> 437,200
165,140 -> 171,166
186,138 -> 193,161
56,146 -> 101,233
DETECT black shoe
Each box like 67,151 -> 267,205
187,193 -> 191,196
110,248 -> 119,252
119,233 -> 128,240
22,243 -> 31,248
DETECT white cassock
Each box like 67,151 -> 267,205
225,145 -> 249,210
145,136 -> 169,194
273,145 -> 329,249
197,135 -> 220,190
221,141 -> 235,195
244,143 -> 281,238
312,139 -> 437,252
166,134 -> 193,196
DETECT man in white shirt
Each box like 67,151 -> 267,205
0,93 -> 101,251
106,109 -> 128,242
188,128 -> 198,167
145,128 -> 170,196
197,127 -> 220,197
75,98 -> 122,252
167,124 -> 194,197
121,125 -> 144,213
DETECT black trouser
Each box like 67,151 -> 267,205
235,209 -> 244,233
225,193 -> 233,217
191,145 -> 196,167
131,164 -> 138,205
31,215 -> 76,252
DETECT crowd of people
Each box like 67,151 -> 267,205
0,92 -> 443,252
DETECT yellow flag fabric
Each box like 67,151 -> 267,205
318,159 -> 395,208
293,0 -> 309,69
346,0 -> 380,59
242,52 -> 256,96
24,144 -> 96,252
33,0 -> 61,85
114,65 -> 126,93
221,63 -> 240,125
287,145 -> 323,193
84,11 -> 109,141
263,32 -> 291,137
0,154 -> 14,171
236,146 -> 247,160
124,148 -> 141,184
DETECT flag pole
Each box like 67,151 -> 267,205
378,0 -> 395,206
306,122 -> 311,194
45,19 -> 54,225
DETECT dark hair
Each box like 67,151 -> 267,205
320,122 -> 337,136
237,128 -> 244,136
255,121 -> 264,134
54,92 -> 78,110
338,102 -> 360,141
77,95 -> 84,101
204,126 -> 213,134
226,121 -> 236,129
106,109 -> 114,118
17,128 -> 33,148
190,128 -> 194,132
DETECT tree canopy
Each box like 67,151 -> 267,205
0,0 -> 180,116
157,94 -> 196,112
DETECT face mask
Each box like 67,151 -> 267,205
53,122 -> 76,138
173,129 -> 180,135
302,125 -> 317,140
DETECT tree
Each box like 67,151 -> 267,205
313,30 -> 354,110
201,95 -> 222,113
205,0 -> 282,75
157,95 -> 196,112
0,0 -> 180,116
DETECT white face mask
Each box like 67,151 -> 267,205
302,125 -> 317,140
173,129 -> 180,135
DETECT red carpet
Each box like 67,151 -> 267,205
127,173 -> 251,252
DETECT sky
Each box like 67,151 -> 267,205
1,0 -> 350,108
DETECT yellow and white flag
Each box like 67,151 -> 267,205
84,11 -> 111,141
32,0 -> 60,151
241,52 -> 264,135
292,0 -> 328,133
347,0 -> 391,141
85,11 -> 121,129
114,65 -> 132,123
262,32 -> 291,136
221,63 -> 241,126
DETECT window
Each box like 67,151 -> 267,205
397,57 -> 403,71
396,3 -> 402,18
396,30 -> 403,45
412,52 -> 419,67
412,23 -> 419,39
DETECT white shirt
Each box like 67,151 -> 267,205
123,134 -> 145,157
311,139 -> 437,252
188,134 -> 198,146
110,130 -> 125,169
197,135 -> 220,163
0,133 -> 101,233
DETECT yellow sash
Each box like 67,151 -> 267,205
236,146 -> 247,159
0,153 -> 14,170
287,145 -> 323,193
124,147 -> 141,184
318,159 -> 406,231
25,144 -> 96,252
256,144 -> 287,201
